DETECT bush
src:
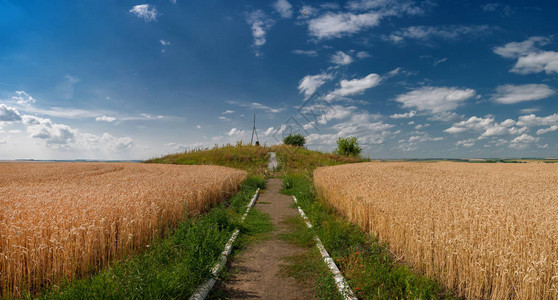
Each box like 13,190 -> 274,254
334,136 -> 362,157
283,134 -> 306,147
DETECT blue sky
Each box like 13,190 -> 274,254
0,0 -> 557,159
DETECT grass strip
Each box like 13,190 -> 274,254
34,176 -> 266,300
281,174 -> 454,300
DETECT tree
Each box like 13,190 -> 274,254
334,136 -> 362,157
283,134 -> 306,147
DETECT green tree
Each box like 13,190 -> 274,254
334,136 -> 362,157
283,134 -> 306,147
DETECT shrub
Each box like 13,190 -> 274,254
283,134 -> 306,147
334,136 -> 362,157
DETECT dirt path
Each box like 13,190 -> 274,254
215,178 -> 314,299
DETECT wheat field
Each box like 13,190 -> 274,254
0,162 -> 246,297
314,162 -> 558,299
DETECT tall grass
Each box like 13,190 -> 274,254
0,163 -> 246,298
314,162 -> 558,299
146,142 -> 269,174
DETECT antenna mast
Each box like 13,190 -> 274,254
250,113 -> 259,145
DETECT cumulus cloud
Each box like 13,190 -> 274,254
456,138 -> 476,148
223,110 -> 235,114
298,73 -> 332,99
509,134 -> 539,149
308,12 -> 381,39
494,36 -> 558,74
95,115 -> 116,122
443,116 -> 526,138
0,104 -> 22,122
390,110 -> 416,119
292,49 -> 318,56
273,0 -> 293,18
22,115 -> 76,145
129,4 -> 158,22
444,116 -> 495,134
227,128 -> 245,136
492,84 -> 555,104
445,113 -> 558,141
246,10 -> 274,56
537,125 -> 558,135
160,40 -> 171,46
395,86 -> 475,114
325,73 -> 381,101
516,113 -> 558,127
330,51 -> 353,65
306,112 -> 394,146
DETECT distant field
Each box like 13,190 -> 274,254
0,163 -> 246,297
314,162 -> 558,300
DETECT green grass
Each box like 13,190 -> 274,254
35,176 -> 269,300
271,144 -> 365,175
145,142 -> 270,175
281,174 -> 452,300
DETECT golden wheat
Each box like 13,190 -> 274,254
0,162 -> 246,297
314,162 -> 558,300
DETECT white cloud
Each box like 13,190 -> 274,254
264,127 -> 275,136
160,40 -> 171,46
249,102 -> 284,113
0,104 -> 22,122
227,128 -> 245,136
22,115 -> 76,145
493,36 -> 547,59
298,73 -> 332,99
386,25 -> 495,42
516,113 -> 558,127
427,111 -> 463,122
308,12 -> 381,39
537,125 -> 558,135
444,116 -> 495,134
129,4 -> 158,22
196,125 -> 201,129
433,57 -> 447,66
509,134 -> 539,149
273,0 -> 293,18
246,10 -> 274,56
444,116 -> 526,138
11,91 -> 35,106
492,84 -> 554,104
307,112 -> 394,146
456,138 -> 476,147
494,37 -> 558,74
390,110 -> 416,119
414,123 -> 430,130
292,49 -> 318,56
95,115 -> 116,122
346,0 -> 427,14
330,51 -> 354,65
444,113 -> 558,140
356,51 -> 370,59
519,107 -> 540,114
218,116 -> 230,121
395,86 -> 475,114
325,73 -> 382,101
226,100 -> 285,113
223,110 -> 235,114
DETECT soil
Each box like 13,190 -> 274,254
214,178 -> 315,299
